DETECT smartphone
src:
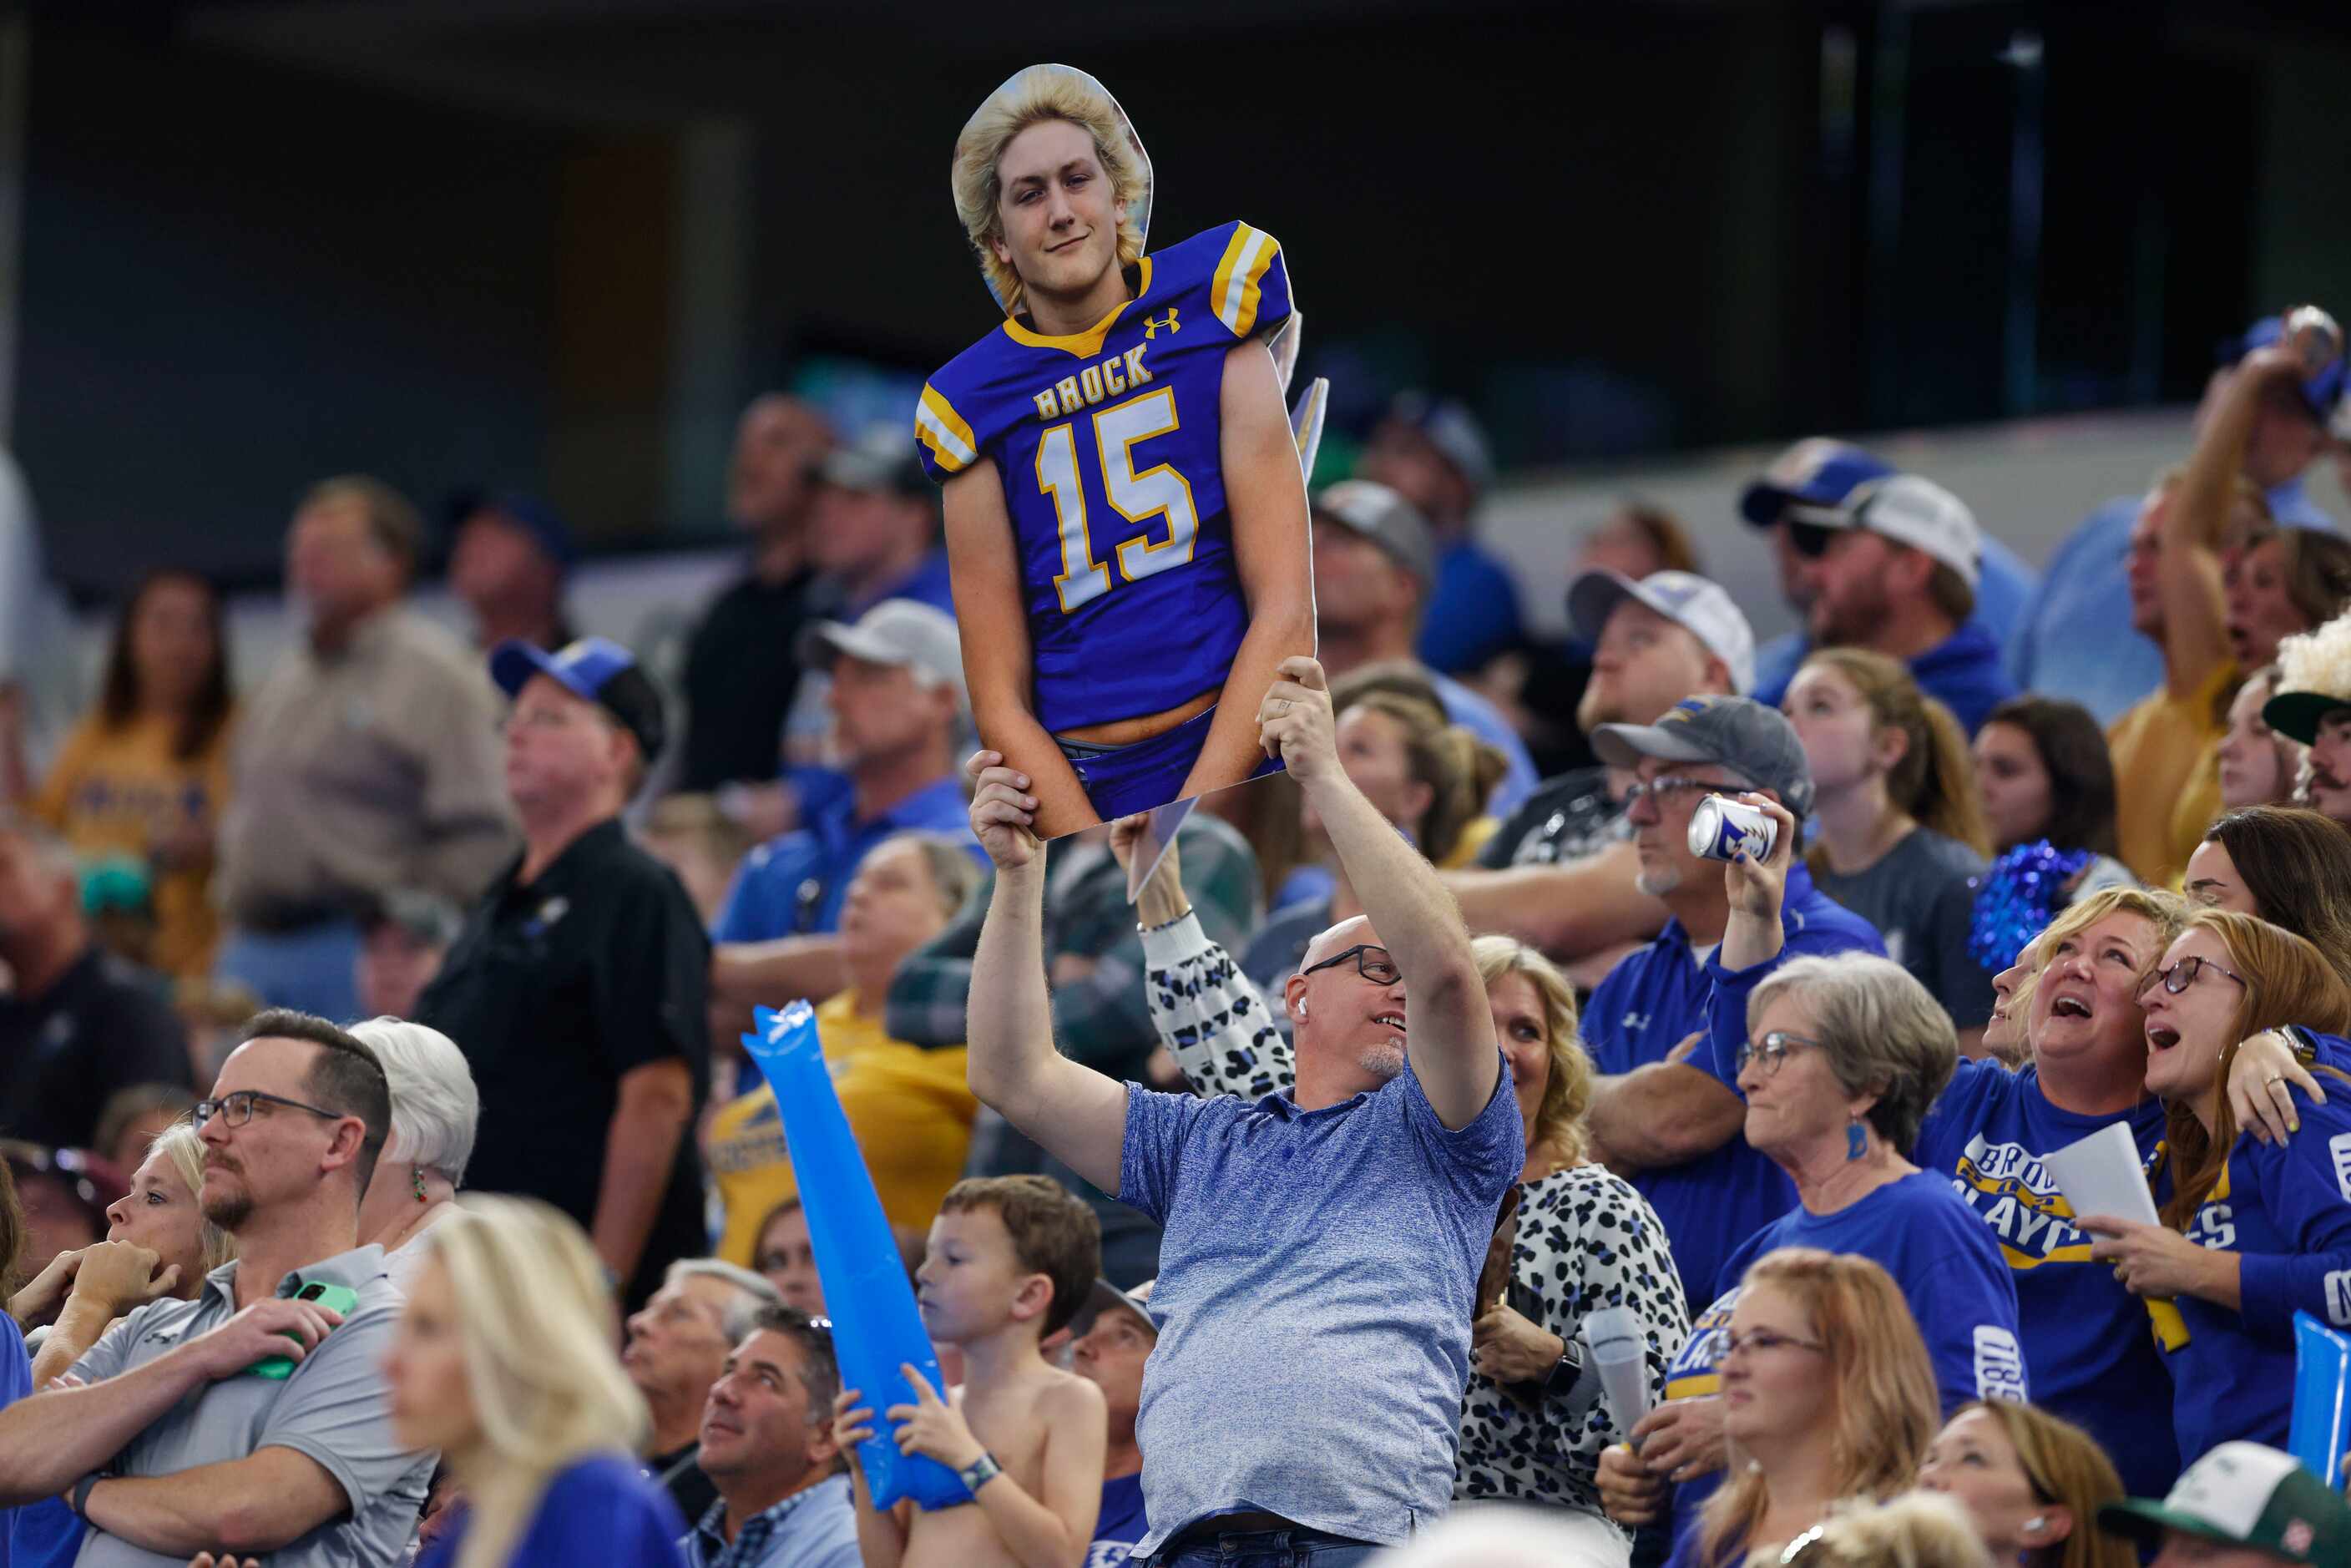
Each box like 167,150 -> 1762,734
248,1281 -> 361,1379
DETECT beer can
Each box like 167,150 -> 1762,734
2284,306 -> 2343,378
1688,795 -> 1775,863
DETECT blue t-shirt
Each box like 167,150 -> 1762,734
915,222 -> 1292,734
712,774 -> 983,941
1087,1473 -> 1147,1566
1757,620 -> 2015,735
0,1315 -> 28,1568
1418,541 -> 1527,677
2152,1074 -> 2351,1465
418,1452 -> 685,1568
1118,1050 -> 1524,1555
1715,1171 -> 2029,1414
846,550 -> 958,622
1584,863 -> 1884,1307
1911,1059 -> 2181,1497
2007,481 -> 2336,726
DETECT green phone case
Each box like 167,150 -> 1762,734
249,1281 -> 361,1379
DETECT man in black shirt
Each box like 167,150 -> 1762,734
419,635 -> 710,1310
0,822 -> 192,1149
676,394 -> 834,794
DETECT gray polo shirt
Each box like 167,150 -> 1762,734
68,1243 -> 432,1568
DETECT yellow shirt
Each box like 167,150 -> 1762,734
2108,662 -> 2234,888
1438,815 -> 1500,870
33,711 -> 234,978
705,990 -> 978,1265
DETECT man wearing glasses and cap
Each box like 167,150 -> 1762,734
418,635 -> 711,1312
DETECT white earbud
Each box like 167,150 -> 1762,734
1297,998 -> 1309,1019
2022,1516 -> 2047,1533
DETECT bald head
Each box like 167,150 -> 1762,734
1300,915 -> 1379,974
729,395 -> 832,534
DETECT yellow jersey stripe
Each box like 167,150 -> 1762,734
915,384 -> 978,472
1212,224 -> 1277,336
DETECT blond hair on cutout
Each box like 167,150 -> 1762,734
1701,1248 -> 1940,1567
421,1196 -> 650,1568
1470,935 -> 1589,1170
150,1118 -> 237,1276
951,67 -> 1147,316
1940,1401 -> 2135,1568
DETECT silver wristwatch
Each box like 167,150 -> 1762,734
958,1452 -> 1004,1495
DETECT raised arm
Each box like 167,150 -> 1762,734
963,752 -> 1130,1194
1441,842 -> 1669,961
1261,658 -> 1499,1127
943,461 -> 1100,837
1175,342 -> 1315,802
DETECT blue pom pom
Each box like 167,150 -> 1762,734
1969,841 -> 2093,972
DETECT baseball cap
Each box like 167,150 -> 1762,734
490,635 -> 667,766
2263,686 -> 2351,746
1738,438 -> 1895,528
2100,1442 -> 2349,1564
1567,569 -> 1757,695
1072,1277 -> 1156,1337
796,598 -> 968,706
1797,474 -> 1983,591
1381,392 -> 1494,493
821,424 -> 930,498
1314,479 -> 1436,592
1591,695 -> 1816,818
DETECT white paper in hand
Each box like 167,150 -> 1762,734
1583,1305 -> 1653,1434
2045,1120 -> 2161,1227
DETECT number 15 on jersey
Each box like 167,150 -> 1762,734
1036,385 -> 1201,614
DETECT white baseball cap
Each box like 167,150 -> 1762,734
1566,569 -> 1757,695
1820,474 -> 1983,590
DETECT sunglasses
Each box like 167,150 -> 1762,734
2138,955 -> 2249,999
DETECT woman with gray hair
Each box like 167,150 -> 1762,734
349,1017 -> 482,1291
1600,794 -> 2025,1555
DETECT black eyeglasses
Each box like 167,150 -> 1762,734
2138,955 -> 2250,999
1734,1029 -> 1825,1079
1620,775 -> 1746,813
195,1090 -> 348,1128
1299,943 -> 1400,986
1786,519 -> 1844,559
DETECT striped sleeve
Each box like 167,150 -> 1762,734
1207,221 -> 1291,341
913,380 -> 979,482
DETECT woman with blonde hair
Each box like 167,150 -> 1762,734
923,63 -> 1313,832
9,1120 -> 234,1568
1664,1248 -> 1939,1568
1783,648 -> 1997,1050
1914,1400 -> 2132,1568
2082,908 -> 2351,1466
1242,680 -> 1508,994
1118,822 -> 1686,1563
1757,1495 -> 1995,1568
390,1196 -> 682,1567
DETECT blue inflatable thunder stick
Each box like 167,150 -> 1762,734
741,1002 -> 967,1510
2290,1311 -> 2351,1490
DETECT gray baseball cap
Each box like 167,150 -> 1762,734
1567,569 -> 1757,695
1591,695 -> 1815,817
1314,479 -> 1437,591
1072,1277 -> 1156,1337
796,598 -> 967,706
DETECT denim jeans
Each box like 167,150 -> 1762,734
1146,1526 -> 1381,1568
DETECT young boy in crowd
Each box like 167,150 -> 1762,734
834,1174 -> 1108,1567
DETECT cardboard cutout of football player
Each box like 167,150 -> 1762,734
916,64 -> 1320,837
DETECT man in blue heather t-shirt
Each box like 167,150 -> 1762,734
964,655 -> 1522,1567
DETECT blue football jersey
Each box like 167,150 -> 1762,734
914,221 -> 1293,733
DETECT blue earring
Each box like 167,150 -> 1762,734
1846,1120 -> 1868,1161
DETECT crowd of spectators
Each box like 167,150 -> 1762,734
9,287 -> 2351,1568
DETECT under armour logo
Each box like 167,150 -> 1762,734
1144,309 -> 1180,338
